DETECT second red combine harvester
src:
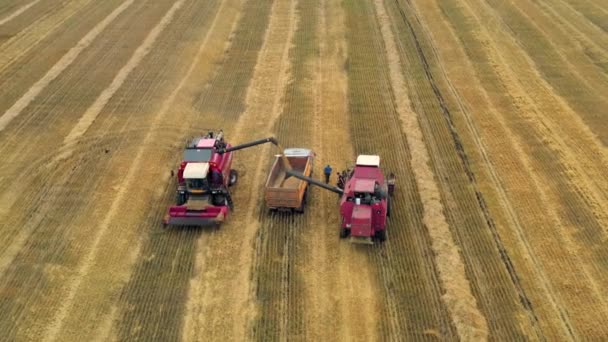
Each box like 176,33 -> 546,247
164,130 -> 277,227
286,155 -> 395,244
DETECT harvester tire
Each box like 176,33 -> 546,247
229,170 -> 238,186
176,192 -> 187,206
212,194 -> 226,206
375,229 -> 387,242
340,228 -> 349,238
386,197 -> 391,218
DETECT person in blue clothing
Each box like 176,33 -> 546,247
324,164 -> 332,184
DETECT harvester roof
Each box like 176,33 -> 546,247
356,155 -> 380,167
183,162 -> 210,179
196,139 -> 216,148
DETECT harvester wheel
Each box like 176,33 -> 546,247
375,229 -> 387,242
229,170 -> 238,186
213,194 -> 226,206
176,192 -> 187,206
386,197 -> 391,218
339,228 -> 349,238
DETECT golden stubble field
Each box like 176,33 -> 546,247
0,0 -> 606,340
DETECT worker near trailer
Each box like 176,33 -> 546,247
324,164 -> 332,184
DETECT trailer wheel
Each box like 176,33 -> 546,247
295,188 -> 307,214
340,228 -> 349,238
375,229 -> 387,242
229,170 -> 238,186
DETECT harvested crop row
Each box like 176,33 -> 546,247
193,0 -> 275,121
0,0 -> 42,26
344,0 -> 465,339
0,0 -> 95,74
250,0 -> 317,339
460,0 -> 608,290
561,0 -> 608,32
0,0 -> 225,339
411,0 -> 608,337
0,0 -> 125,123
483,0 -> 608,144
181,0 -> 297,340
372,0 -> 547,338
0,0 -> 170,222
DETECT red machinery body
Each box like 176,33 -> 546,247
164,131 -> 277,227
338,157 -> 391,242
286,154 -> 394,243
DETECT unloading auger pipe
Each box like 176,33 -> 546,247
286,169 -> 344,195
217,137 -> 279,154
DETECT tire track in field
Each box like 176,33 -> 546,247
0,0 -> 133,132
0,0 -> 42,26
182,0 -> 297,340
374,0 -> 488,339
480,0 -> 608,221
409,0 -> 573,338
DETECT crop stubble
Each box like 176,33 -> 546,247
0,0 -> 606,340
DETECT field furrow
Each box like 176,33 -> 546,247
384,0 -> 547,339
0,0 -> 232,339
410,0 -> 608,337
250,0 -> 316,339
481,0 -> 608,144
181,0 -> 298,340
0,0 -> 126,122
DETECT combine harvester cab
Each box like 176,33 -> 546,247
164,130 -> 278,227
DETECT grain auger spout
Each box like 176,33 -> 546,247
285,169 -> 344,195
216,136 -> 279,154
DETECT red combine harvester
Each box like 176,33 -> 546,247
164,130 -> 277,226
286,155 -> 395,243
